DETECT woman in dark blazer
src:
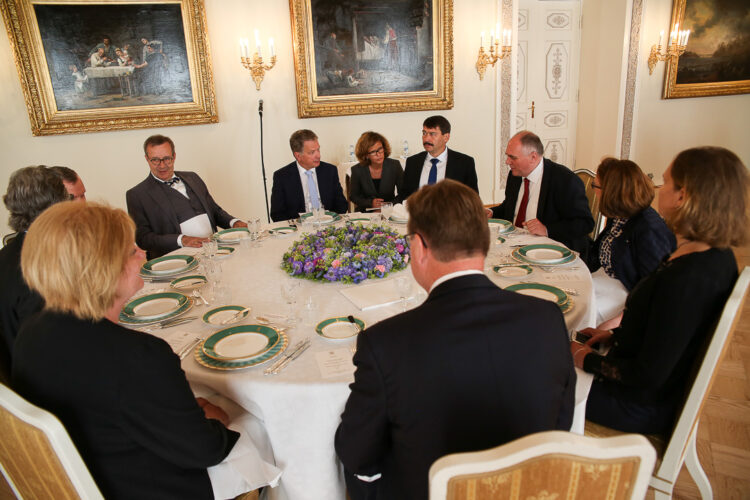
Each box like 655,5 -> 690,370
13,201 -> 238,499
350,131 -> 404,212
586,158 -> 675,326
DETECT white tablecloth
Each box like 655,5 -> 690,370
84,66 -> 134,78
144,216 -> 595,500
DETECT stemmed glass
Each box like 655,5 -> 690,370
280,281 -> 301,323
249,217 -> 262,247
202,239 -> 217,260
381,202 -> 394,224
394,276 -> 413,312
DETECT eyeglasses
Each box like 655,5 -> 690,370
592,183 -> 602,189
367,147 -> 384,156
148,156 -> 174,166
405,232 -> 428,249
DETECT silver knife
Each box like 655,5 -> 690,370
159,317 -> 196,329
178,337 -> 203,359
272,340 -> 311,374
264,340 -> 307,375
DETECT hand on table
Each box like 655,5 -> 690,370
581,327 -> 614,348
371,198 -> 384,209
196,397 -> 230,427
232,220 -> 248,228
523,218 -> 548,236
484,208 -> 493,218
182,235 -> 210,248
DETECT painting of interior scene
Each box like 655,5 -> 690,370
34,3 -> 193,111
311,0 -> 434,96
676,0 -> 750,84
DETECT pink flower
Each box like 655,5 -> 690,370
332,259 -> 341,268
375,264 -> 385,273
395,243 -> 404,252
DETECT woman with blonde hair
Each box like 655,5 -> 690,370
586,158 -> 675,326
13,201 -> 238,499
349,131 -> 404,212
571,147 -> 749,433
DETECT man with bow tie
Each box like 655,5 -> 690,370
126,134 -> 247,259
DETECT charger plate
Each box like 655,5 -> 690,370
316,317 -> 365,340
504,283 -> 569,308
201,324 -> 281,362
299,211 -> 341,225
140,258 -> 199,279
119,294 -> 193,325
492,263 -> 533,278
214,227 -> 250,244
202,305 -> 252,327
488,218 -> 515,234
170,275 -> 208,291
269,226 -> 297,235
122,292 -> 190,320
195,331 -> 288,370
141,255 -> 196,276
512,244 -> 576,265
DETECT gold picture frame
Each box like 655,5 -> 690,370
664,0 -> 750,98
289,0 -> 453,118
0,0 -> 218,136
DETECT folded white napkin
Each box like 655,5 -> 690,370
340,278 -> 413,310
391,203 -> 408,220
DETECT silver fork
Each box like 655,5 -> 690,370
192,289 -> 209,306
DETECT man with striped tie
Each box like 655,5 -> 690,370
400,115 -> 478,201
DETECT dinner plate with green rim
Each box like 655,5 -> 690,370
194,331 -> 288,370
122,291 -> 190,320
299,211 -> 341,224
561,297 -> 575,314
140,258 -> 199,278
389,216 -> 408,224
346,217 -> 371,223
201,324 -> 281,362
514,244 -> 573,264
316,316 -> 365,340
488,218 -> 515,234
269,226 -> 297,236
202,305 -> 252,327
215,246 -> 235,258
119,294 -> 193,325
213,227 -> 250,244
141,254 -> 195,275
504,283 -> 569,308
170,274 -> 208,291
492,263 -> 533,278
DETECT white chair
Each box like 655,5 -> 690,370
0,383 -> 103,499
587,266 -> 750,499
429,430 -> 656,500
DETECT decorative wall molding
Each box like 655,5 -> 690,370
621,0 -> 643,159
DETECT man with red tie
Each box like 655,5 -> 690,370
489,131 -> 593,254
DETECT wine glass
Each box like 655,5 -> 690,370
381,202 -> 394,223
394,276 -> 413,312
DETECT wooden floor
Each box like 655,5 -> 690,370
652,244 -> 750,499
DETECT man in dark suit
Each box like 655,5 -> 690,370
490,131 -> 593,254
336,179 -> 576,500
126,135 -> 247,259
400,115 -> 478,201
270,129 -> 348,221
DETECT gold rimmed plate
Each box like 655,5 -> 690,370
316,316 -> 365,340
194,331 -> 288,370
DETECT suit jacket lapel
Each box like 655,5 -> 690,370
145,176 -> 181,229
503,175 -> 521,220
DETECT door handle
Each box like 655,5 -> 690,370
529,101 -> 535,119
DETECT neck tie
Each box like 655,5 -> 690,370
515,178 -> 530,228
306,170 -> 321,209
165,176 -> 181,187
427,158 -> 439,185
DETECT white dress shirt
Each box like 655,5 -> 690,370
418,148 -> 449,188
429,269 -> 485,293
297,163 -> 322,213
513,157 -> 545,224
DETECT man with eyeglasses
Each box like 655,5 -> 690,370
126,134 -> 247,259
400,115 -> 478,201
335,180 -> 575,500
488,130 -> 593,254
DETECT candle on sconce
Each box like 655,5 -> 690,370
254,29 -> 262,56
239,38 -> 245,58
684,29 -> 690,46
480,31 -> 485,48
490,29 -> 495,45
496,23 -> 500,42
269,38 -> 275,57
658,30 -> 664,47
504,29 -> 511,46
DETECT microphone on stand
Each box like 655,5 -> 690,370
258,98 -> 270,223
258,99 -> 263,116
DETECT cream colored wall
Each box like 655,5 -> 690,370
631,0 -> 750,183
0,0 -> 500,236
576,0 -> 750,184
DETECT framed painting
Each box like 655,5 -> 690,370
289,0 -> 453,118
0,0 -> 218,136
664,0 -> 750,98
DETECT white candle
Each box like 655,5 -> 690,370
239,38 -> 244,58
269,38 -> 275,57
684,29 -> 690,46
658,30 -> 664,47
490,29 -> 494,45
505,29 -> 511,46
255,29 -> 262,56
480,31 -> 485,48
496,23 -> 500,42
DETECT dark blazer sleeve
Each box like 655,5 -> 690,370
400,153 -> 426,202
318,162 -> 348,214
126,181 -> 181,258
180,171 -> 236,230
446,150 -> 478,193
349,163 -> 373,211
335,332 -> 388,477
119,334 -> 239,468
270,163 -> 303,222
350,159 -> 404,211
539,160 -> 594,252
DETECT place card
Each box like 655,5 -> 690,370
160,329 -> 197,355
315,348 -> 355,379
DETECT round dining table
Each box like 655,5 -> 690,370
140,214 -> 596,500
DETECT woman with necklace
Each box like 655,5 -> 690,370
349,131 -> 404,213
571,146 -> 749,434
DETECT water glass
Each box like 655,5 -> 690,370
301,296 -> 318,327
249,217 -> 262,246
201,240 -> 217,260
214,283 -> 232,305
381,202 -> 394,222
394,276 -> 413,312
280,281 -> 301,323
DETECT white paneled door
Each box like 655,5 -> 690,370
517,0 -> 581,169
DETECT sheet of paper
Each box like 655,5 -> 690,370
315,348 -> 355,379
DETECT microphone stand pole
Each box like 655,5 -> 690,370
258,99 -> 271,223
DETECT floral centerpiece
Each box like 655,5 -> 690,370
281,224 -> 410,283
